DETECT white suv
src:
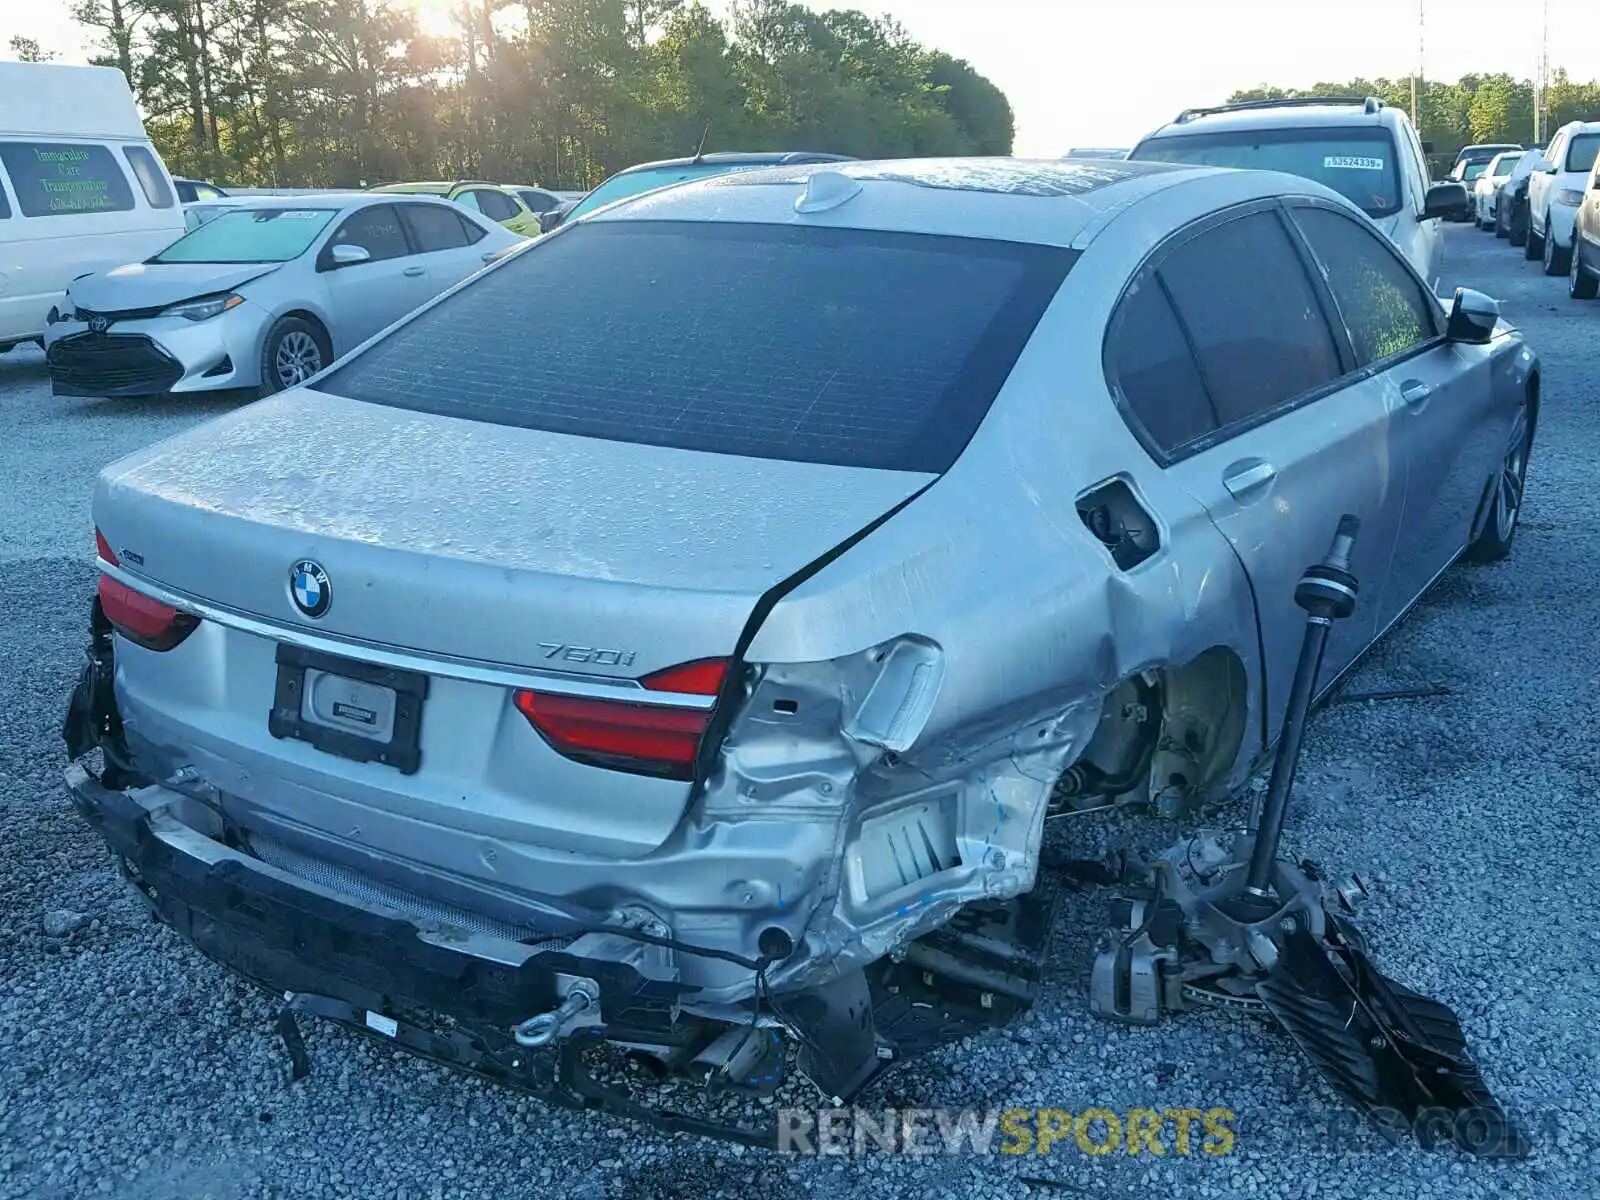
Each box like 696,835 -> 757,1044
1525,120 -> 1600,276
1127,96 -> 1470,293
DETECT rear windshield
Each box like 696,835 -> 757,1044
1565,133 -> 1600,174
1131,127 -> 1403,217
313,221 -> 1076,472
152,207 -> 337,263
564,164 -> 774,221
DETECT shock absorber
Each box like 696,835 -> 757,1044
1242,515 -> 1362,898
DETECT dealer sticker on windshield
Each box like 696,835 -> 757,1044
277,209 -> 325,219
1324,155 -> 1385,170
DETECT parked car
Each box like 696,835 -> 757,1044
61,156 -> 1538,1123
1525,120 -> 1600,275
1450,142 -> 1522,179
1472,150 -> 1523,229
367,180 -> 544,237
1126,96 -> 1469,293
1495,150 -> 1540,243
0,61 -> 187,352
1447,157 -> 1490,221
172,176 -> 229,203
538,151 -> 857,231
43,193 -> 523,398
1568,152 -> 1600,300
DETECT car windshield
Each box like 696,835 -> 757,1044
1461,163 -> 1487,181
152,207 -> 338,264
312,220 -> 1078,473
563,163 -> 774,221
1129,128 -> 1403,217
1564,133 -> 1600,173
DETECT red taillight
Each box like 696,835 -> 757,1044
640,657 -> 727,696
95,527 -> 118,565
97,574 -> 199,652
513,657 -> 730,780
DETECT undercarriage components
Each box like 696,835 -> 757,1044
515,979 -> 600,1047
1088,514 -> 1527,1159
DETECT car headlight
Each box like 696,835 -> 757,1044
1555,188 -> 1585,206
161,292 -> 245,322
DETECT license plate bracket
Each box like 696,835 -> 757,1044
268,643 -> 428,775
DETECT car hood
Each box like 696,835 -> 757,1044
67,261 -> 282,312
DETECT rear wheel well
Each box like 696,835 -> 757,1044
1053,646 -> 1250,818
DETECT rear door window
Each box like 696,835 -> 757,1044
122,146 -> 175,208
313,221 -> 1078,473
1106,273 -> 1218,453
1156,210 -> 1343,430
399,202 -> 473,251
1288,204 -> 1440,366
0,142 -> 136,217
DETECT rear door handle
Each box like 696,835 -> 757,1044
1401,380 -> 1432,407
1223,461 -> 1276,498
402,265 -> 425,278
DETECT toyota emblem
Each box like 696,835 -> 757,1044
88,315 -> 109,334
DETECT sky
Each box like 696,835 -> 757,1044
5,0 -> 1599,156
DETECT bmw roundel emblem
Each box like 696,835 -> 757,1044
289,559 -> 332,618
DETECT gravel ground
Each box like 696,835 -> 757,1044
3,227 -> 1599,1200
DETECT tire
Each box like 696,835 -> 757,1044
1465,396 -> 1533,565
1510,211 -> 1528,247
1542,224 -> 1571,276
1571,239 -> 1599,300
259,316 -> 332,396
1526,214 -> 1543,259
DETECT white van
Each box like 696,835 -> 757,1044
0,62 -> 188,352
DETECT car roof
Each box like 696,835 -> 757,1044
578,155 -> 1290,249
1139,96 -> 1404,140
609,151 -> 856,177
210,192 -> 455,210
1560,120 -> 1600,134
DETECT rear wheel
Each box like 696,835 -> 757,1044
1465,397 -> 1533,565
259,316 -> 332,396
1571,239 -> 1599,300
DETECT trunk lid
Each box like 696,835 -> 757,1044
96,390 -> 934,679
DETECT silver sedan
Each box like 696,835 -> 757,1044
64,158 -> 1539,1111
43,193 -> 525,398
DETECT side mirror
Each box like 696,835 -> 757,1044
1446,287 -> 1499,345
538,209 -> 565,233
1423,181 -> 1471,221
329,243 -> 371,266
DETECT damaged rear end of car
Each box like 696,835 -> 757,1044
62,166 -> 1272,1142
